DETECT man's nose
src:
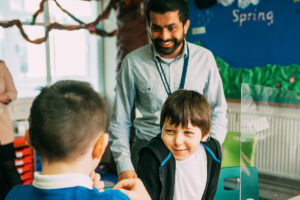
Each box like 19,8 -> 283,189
160,29 -> 171,41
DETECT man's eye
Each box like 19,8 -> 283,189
168,27 -> 174,32
152,27 -> 161,32
168,26 -> 177,32
185,131 -> 193,135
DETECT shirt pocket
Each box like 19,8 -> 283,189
136,80 -> 165,112
138,81 -> 155,93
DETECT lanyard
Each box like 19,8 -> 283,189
153,45 -> 189,96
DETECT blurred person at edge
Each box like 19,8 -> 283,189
0,60 -> 22,200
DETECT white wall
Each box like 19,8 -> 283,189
99,0 -> 118,110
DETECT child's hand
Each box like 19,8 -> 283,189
89,171 -> 105,192
113,178 -> 151,200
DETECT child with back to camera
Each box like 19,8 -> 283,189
5,80 -> 150,200
138,90 -> 222,200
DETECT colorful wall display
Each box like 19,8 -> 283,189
188,0 -> 300,103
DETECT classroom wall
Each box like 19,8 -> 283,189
188,0 -> 300,102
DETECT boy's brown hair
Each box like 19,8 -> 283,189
29,80 -> 107,162
160,90 -> 211,137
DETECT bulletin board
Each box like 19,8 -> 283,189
187,0 -> 300,104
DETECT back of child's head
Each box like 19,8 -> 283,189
160,90 -> 211,137
29,80 -> 107,162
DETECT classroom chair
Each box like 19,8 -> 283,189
215,166 -> 259,200
221,132 -> 257,167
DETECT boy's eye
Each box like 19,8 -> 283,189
165,129 -> 175,134
184,131 -> 193,135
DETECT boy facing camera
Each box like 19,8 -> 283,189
138,90 -> 222,200
6,80 -> 150,200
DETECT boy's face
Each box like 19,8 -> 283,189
161,119 -> 206,161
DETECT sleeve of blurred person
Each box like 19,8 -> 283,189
0,61 -> 17,102
0,60 -> 17,145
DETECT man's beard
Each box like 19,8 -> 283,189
152,35 -> 184,56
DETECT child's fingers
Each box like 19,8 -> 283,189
93,173 -> 101,183
89,170 -> 95,179
95,181 -> 105,192
89,171 -> 105,192
93,173 -> 104,189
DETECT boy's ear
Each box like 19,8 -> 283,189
92,133 -> 109,159
25,129 -> 32,147
201,133 -> 209,142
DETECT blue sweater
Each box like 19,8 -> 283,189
6,185 -> 130,200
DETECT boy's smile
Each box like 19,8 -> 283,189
161,119 -> 207,161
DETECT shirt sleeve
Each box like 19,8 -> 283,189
204,52 -> 228,144
137,149 -> 162,200
108,56 -> 136,173
3,62 -> 17,101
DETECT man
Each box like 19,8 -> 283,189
109,0 -> 227,181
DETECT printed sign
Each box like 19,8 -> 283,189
188,0 -> 300,68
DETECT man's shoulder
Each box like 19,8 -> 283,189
187,42 -> 213,56
5,185 -> 129,200
125,44 -> 152,60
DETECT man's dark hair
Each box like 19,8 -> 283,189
29,80 -> 107,162
146,0 -> 189,26
160,90 -> 211,136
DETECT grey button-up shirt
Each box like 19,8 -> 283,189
108,41 -> 227,173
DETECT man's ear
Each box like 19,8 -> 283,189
92,133 -> 109,159
184,19 -> 190,35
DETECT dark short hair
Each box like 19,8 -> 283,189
146,0 -> 189,26
29,80 -> 107,162
160,90 -> 211,136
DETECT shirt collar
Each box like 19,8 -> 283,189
32,172 -> 93,190
152,40 -> 188,62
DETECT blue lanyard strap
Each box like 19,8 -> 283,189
155,59 -> 172,95
179,45 -> 189,90
153,45 -> 190,96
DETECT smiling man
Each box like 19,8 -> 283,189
108,0 -> 227,181
149,10 -> 189,58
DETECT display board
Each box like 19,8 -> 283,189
188,0 -> 300,103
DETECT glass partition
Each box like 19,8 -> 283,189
240,83 -> 300,200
